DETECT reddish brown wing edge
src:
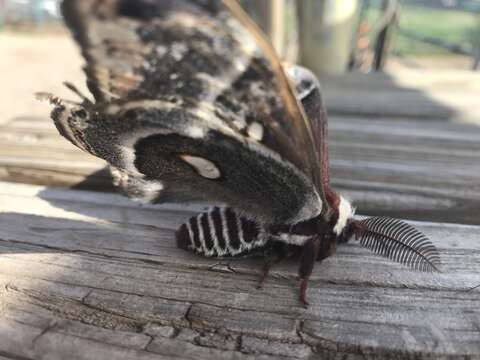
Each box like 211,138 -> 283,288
316,90 -> 330,190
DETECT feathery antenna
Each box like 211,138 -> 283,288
357,217 -> 441,272
63,82 -> 93,105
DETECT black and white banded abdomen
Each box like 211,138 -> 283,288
176,207 -> 267,257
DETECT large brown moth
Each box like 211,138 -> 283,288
38,0 -> 440,305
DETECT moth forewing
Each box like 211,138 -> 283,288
222,0 -> 325,196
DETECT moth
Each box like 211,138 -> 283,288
38,0 -> 440,305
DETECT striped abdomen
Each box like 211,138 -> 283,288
176,207 -> 267,257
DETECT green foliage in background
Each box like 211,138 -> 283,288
365,2 -> 479,56
397,4 -> 478,55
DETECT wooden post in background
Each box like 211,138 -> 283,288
473,19 -> 480,70
297,0 -> 360,75
240,0 -> 285,56
474,47 -> 480,71
373,0 -> 398,71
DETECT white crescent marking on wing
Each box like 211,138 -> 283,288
180,155 -> 221,179
247,122 -> 264,141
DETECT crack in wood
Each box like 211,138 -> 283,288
31,320 -> 58,346
0,350 -> 35,360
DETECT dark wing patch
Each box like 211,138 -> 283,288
132,131 -> 320,224
48,93 -> 321,224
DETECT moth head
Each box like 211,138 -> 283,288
336,217 -> 364,244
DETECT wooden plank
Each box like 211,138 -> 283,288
0,117 -> 112,190
2,115 -> 480,225
0,182 -> 479,359
321,70 -> 480,122
329,116 -> 480,224
297,0 -> 360,75
240,0 -> 285,56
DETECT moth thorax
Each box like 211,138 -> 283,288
333,195 -> 355,235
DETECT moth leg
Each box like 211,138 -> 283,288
316,236 -> 336,261
298,235 -> 321,306
257,241 -> 291,289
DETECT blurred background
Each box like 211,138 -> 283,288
0,0 -> 479,224
2,0 -> 480,72
2,0 -> 480,123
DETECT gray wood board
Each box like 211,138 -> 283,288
1,115 -> 480,225
320,72 -> 480,122
0,182 -> 479,359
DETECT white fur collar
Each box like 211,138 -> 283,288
333,196 -> 355,235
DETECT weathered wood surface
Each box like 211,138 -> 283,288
321,70 -> 480,122
1,114 -> 480,225
0,181 -> 479,359
329,116 -> 480,225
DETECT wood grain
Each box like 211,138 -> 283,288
321,71 -> 480,123
329,116 -> 480,224
0,182 -> 479,359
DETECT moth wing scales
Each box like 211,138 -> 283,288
222,0 -> 329,202
44,0 -> 327,225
